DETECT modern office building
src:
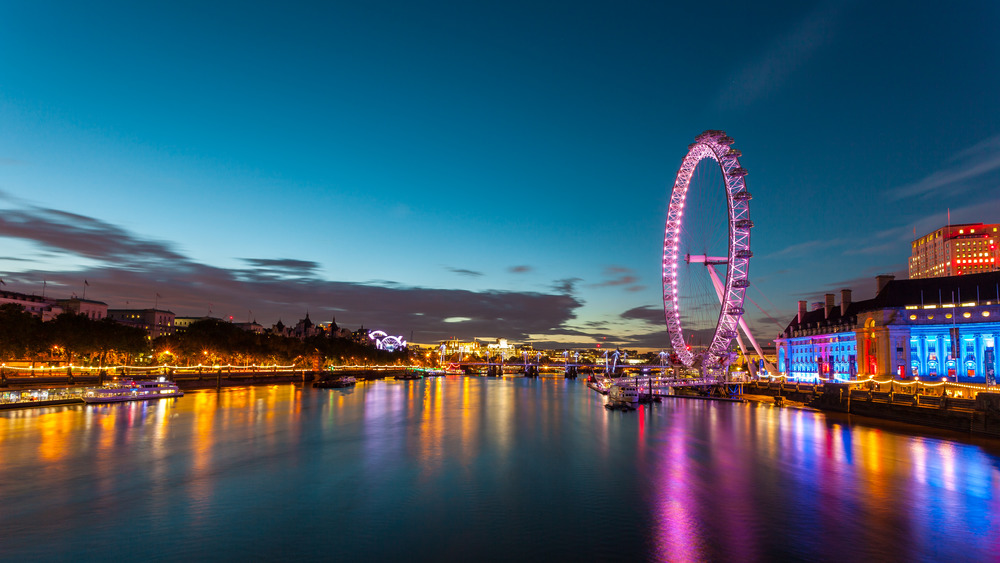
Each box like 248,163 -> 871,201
776,271 -> 1000,384
909,223 -> 999,279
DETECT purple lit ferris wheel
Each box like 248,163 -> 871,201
662,130 -> 752,373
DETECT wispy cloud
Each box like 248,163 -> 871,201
552,277 -> 581,295
242,258 -> 320,271
446,267 -> 483,277
508,265 -> 532,274
791,266 -> 907,301
890,135 -> 1000,200
0,204 -> 587,343
620,305 -> 663,325
0,205 -> 186,265
237,258 -> 321,281
716,0 -> 853,110
763,238 -> 847,259
590,266 -> 641,290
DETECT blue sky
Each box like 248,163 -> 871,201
1,0 -> 998,348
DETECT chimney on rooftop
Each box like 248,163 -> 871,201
840,289 -> 852,316
797,300 -> 808,324
876,274 -> 895,295
824,293 -> 835,319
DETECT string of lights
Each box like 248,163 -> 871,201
0,363 -> 297,372
758,373 -> 995,391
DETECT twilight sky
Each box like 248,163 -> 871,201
1,1 -> 998,348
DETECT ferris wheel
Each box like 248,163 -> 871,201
662,130 -> 753,373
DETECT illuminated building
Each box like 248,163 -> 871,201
318,317 -> 352,339
233,321 -> 264,334
909,223 -> 999,279
174,316 -> 221,332
486,338 -> 515,359
57,297 -> 108,320
776,272 -> 1000,384
290,314 -> 320,339
107,308 -> 176,338
440,339 -> 481,357
0,290 -> 64,320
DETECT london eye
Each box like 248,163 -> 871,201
662,130 -> 753,376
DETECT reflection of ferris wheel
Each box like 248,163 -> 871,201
662,130 -> 752,373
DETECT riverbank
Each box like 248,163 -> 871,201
744,381 -> 1000,438
0,369 -> 435,409
741,393 -> 811,409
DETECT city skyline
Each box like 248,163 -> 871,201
1,1 -> 998,348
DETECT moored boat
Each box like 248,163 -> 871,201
314,376 -> 357,388
82,378 -> 183,404
604,399 -> 636,411
608,384 -> 639,403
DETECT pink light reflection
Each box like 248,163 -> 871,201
652,418 -> 706,561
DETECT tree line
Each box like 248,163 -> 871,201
0,304 -> 406,368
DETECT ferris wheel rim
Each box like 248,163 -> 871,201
662,130 -> 752,369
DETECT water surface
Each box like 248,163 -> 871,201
2,377 -> 999,561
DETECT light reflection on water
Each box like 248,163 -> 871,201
1,378 -> 999,561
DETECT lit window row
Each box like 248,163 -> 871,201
908,311 -> 992,320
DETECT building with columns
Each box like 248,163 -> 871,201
776,271 -> 1000,384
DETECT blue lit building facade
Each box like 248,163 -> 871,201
776,272 -> 1000,384
906,314 -> 999,384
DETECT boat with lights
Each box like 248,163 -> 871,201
608,384 -> 639,404
82,378 -> 183,404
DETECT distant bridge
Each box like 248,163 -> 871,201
455,360 -> 684,376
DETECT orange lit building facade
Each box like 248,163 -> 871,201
909,223 -> 999,279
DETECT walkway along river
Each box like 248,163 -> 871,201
1,376 -> 999,561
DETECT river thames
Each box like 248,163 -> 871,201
2,376 -> 1000,561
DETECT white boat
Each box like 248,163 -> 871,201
608,384 -> 639,403
82,378 -> 183,404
